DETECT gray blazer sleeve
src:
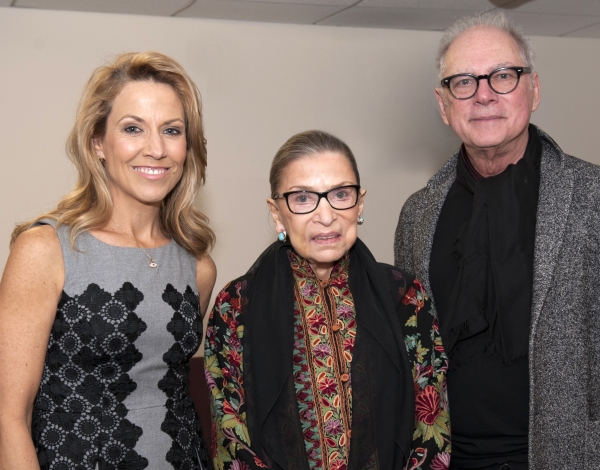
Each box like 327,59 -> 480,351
394,192 -> 420,272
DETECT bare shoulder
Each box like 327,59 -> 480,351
2,225 -> 64,288
196,253 -> 217,284
13,223 -> 60,248
196,254 -> 217,316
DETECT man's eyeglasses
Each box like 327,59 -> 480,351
274,185 -> 360,214
441,66 -> 532,100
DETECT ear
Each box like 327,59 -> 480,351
435,87 -> 450,126
357,188 -> 366,217
93,137 -> 105,160
530,71 -> 541,113
267,198 -> 286,233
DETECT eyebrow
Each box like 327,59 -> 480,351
117,115 -> 143,124
164,118 -> 185,125
485,62 -> 513,73
116,115 -> 185,125
286,182 -> 357,192
459,62 -> 515,75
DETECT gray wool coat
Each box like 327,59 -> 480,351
394,126 -> 600,469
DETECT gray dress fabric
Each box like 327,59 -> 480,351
31,221 -> 212,470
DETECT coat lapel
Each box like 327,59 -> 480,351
530,135 -> 574,334
417,156 -> 457,293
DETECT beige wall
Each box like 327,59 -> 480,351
1,7 -> 599,316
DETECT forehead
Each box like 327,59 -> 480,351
110,80 -> 183,115
444,26 -> 523,75
279,151 -> 356,190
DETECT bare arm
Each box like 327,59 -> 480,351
196,254 -> 217,318
0,226 -> 64,469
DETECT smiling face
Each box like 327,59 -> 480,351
435,26 -> 540,159
267,151 -> 366,280
94,80 -> 187,210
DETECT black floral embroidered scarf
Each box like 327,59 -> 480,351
241,239 -> 414,470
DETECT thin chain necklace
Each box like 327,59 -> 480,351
112,219 -> 158,268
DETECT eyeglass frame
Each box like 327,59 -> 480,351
274,185 -> 362,215
440,66 -> 532,100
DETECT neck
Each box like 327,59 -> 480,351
109,203 -> 164,245
464,128 -> 530,178
311,264 -> 334,281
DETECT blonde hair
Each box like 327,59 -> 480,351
11,51 -> 214,257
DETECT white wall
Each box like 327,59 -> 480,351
1,7 -> 599,325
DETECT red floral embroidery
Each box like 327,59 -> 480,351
430,452 -> 450,470
230,297 -> 246,311
415,385 -> 441,425
318,377 -> 338,395
226,349 -> 242,368
330,460 -> 347,470
253,456 -> 268,467
215,290 -> 230,304
402,286 -> 425,313
403,286 -> 417,305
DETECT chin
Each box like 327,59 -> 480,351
132,194 -> 168,206
469,134 -> 507,149
316,254 -> 344,265
315,247 -> 348,264
138,187 -> 174,201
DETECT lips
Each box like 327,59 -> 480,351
133,166 -> 168,175
312,233 -> 341,244
470,115 -> 503,122
132,166 -> 171,181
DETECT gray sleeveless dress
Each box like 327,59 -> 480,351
31,222 -> 213,470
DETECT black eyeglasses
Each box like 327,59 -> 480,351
441,66 -> 532,100
275,185 -> 361,214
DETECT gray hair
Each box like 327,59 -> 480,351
436,10 -> 535,79
269,130 -> 360,198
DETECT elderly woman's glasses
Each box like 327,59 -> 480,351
441,66 -> 532,100
275,185 -> 361,214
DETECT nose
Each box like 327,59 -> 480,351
474,77 -> 497,104
313,197 -> 336,225
145,130 -> 166,159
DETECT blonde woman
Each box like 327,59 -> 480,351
0,52 -> 215,469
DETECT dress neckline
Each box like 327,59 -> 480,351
84,230 -> 175,251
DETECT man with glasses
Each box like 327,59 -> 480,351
394,10 -> 600,470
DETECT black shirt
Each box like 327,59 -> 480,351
430,126 -> 542,468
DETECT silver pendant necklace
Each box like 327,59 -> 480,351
112,220 -> 158,268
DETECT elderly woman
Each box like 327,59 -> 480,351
205,130 -> 450,470
0,52 -> 215,469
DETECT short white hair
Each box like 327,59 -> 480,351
436,11 -> 535,79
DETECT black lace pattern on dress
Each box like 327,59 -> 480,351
33,282 -> 148,470
159,284 -> 212,469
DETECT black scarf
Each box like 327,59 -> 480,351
441,125 -> 541,363
242,239 -> 414,470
